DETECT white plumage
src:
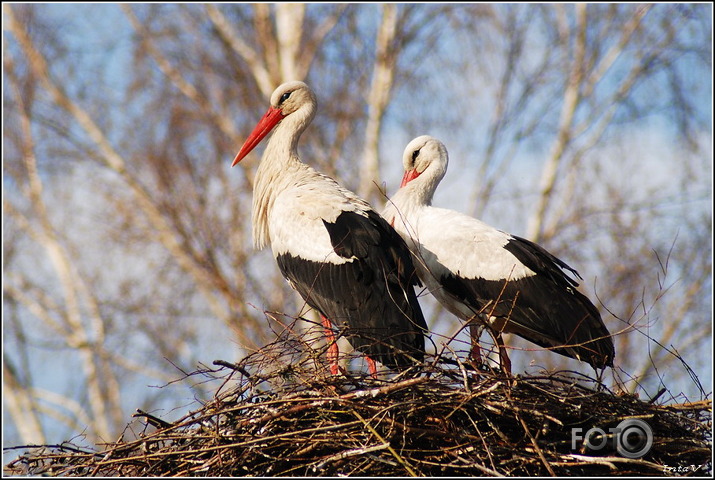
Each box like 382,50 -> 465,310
267,168 -> 369,264
382,135 -> 614,371
232,82 -> 427,376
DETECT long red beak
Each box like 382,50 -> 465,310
232,106 -> 284,167
400,169 -> 421,188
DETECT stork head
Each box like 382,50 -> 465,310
232,81 -> 317,166
400,135 -> 449,188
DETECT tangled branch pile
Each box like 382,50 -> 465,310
5,328 -> 712,477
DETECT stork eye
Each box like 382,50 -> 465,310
411,149 -> 420,161
280,92 -> 291,103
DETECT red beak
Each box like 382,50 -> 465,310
232,106 -> 285,167
400,169 -> 421,188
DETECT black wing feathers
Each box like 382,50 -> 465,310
439,236 -> 614,368
323,210 -> 422,290
278,210 -> 426,369
504,234 -> 581,288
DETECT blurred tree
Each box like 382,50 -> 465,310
3,3 -> 711,449
438,3 -> 712,391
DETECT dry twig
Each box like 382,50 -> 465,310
4,333 -> 712,477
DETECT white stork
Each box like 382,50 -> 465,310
232,81 -> 427,376
382,135 -> 614,373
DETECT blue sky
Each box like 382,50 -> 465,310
3,3 -> 712,451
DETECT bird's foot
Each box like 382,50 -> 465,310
365,356 -> 378,380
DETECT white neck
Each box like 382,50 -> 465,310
403,164 -> 443,209
252,103 -> 315,250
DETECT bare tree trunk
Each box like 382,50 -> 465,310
205,4 -> 275,96
525,3 -> 586,243
275,3 -> 304,82
526,4 -> 653,243
3,360 -> 46,444
358,4 -> 398,204
4,4 -> 262,348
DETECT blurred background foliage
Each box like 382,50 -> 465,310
3,3 -> 711,449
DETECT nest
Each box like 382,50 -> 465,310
4,318 -> 713,477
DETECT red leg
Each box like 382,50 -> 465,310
495,333 -> 512,375
320,315 -> 339,375
366,356 -> 378,379
468,322 -> 483,366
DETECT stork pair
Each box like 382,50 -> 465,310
232,81 -> 615,377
